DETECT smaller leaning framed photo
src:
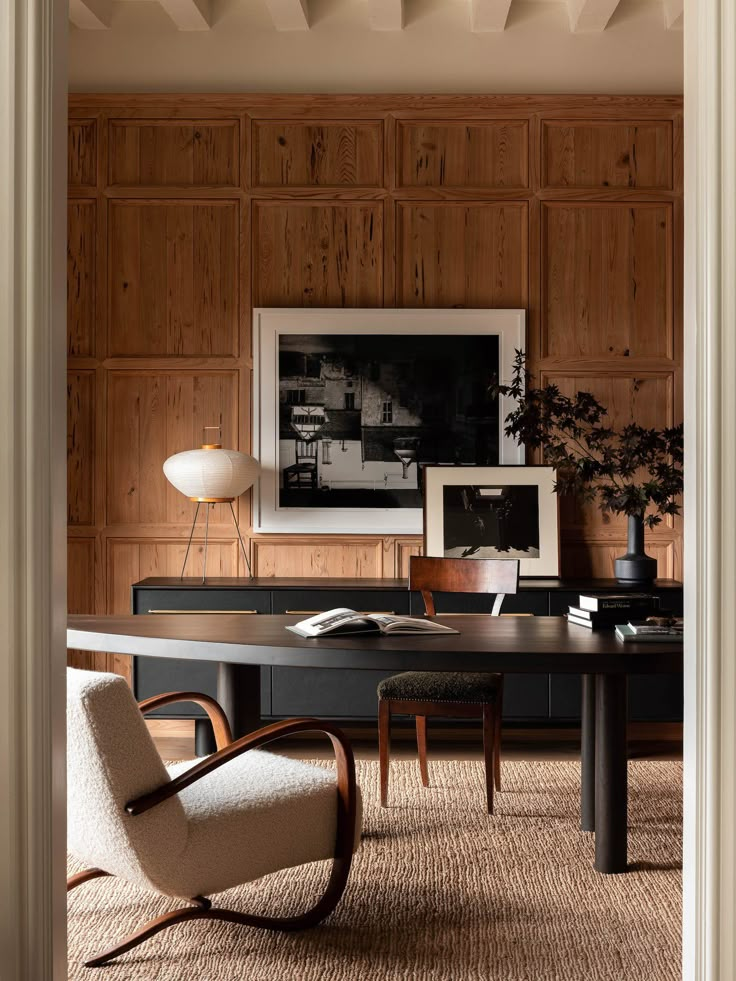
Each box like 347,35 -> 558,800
423,466 -> 560,577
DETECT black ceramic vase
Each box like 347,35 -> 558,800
614,514 -> 658,585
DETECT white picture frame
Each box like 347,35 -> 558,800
423,465 -> 560,577
253,308 -> 525,534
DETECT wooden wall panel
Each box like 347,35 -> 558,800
67,94 -> 683,677
253,121 -> 382,187
67,371 -> 96,527
67,539 -> 97,670
252,539 -> 383,578
397,202 -> 528,307
108,200 -> 239,357
561,541 -> 675,580
67,201 -> 96,357
397,120 -> 529,188
106,371 -> 239,525
542,203 -> 672,359
253,202 -> 383,306
541,120 -> 673,189
108,120 -> 240,187
68,120 -> 97,188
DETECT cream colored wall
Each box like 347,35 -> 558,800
68,0 -> 682,93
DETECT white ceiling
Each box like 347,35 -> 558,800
69,0 -> 683,33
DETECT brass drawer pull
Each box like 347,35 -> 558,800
284,610 -> 396,615
147,609 -> 259,615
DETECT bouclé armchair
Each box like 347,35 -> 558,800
66,667 -> 361,968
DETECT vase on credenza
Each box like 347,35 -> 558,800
614,513 -> 658,585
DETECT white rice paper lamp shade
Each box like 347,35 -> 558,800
163,448 -> 260,501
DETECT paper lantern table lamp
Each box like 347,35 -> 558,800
163,428 -> 260,582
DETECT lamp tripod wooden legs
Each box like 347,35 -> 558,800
378,693 -> 503,814
67,850 -> 354,968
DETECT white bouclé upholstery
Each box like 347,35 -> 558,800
67,668 -> 361,901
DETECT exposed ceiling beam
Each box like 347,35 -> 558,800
368,0 -> 403,31
567,0 -> 622,32
471,0 -> 513,32
663,0 -> 683,29
263,0 -> 310,31
157,0 -> 212,30
68,0 -> 112,30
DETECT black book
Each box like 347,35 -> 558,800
578,593 -> 660,613
567,606 -> 637,626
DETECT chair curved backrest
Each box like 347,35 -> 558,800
409,556 -> 520,616
67,667 -> 188,892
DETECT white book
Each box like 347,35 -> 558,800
286,607 -> 459,639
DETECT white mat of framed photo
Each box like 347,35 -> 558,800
423,465 -> 560,577
253,308 -> 526,534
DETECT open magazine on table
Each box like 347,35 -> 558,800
286,608 -> 460,638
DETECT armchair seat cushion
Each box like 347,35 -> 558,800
163,751 -> 361,898
377,671 -> 502,704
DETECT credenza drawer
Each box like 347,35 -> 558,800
133,588 -> 271,615
271,590 -> 410,615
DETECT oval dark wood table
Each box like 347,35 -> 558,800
67,613 -> 683,875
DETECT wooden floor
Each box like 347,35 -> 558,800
147,719 -> 682,763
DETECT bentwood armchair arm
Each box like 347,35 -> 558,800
137,691 -> 233,750
126,716 -> 356,824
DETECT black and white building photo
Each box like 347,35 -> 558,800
277,333 -> 501,509
442,484 -> 541,559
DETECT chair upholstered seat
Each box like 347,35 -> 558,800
377,670 -> 502,704
164,754 -> 362,897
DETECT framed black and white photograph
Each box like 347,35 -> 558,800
423,466 -> 560,576
253,308 -> 525,534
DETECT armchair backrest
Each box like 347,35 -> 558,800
409,556 -> 520,616
67,668 -> 188,891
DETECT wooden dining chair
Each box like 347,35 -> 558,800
377,556 -> 520,814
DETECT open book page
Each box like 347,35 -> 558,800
286,608 -> 460,638
288,608 -> 378,638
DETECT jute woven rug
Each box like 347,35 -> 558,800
67,759 -> 682,981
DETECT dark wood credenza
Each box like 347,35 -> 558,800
132,577 -> 683,748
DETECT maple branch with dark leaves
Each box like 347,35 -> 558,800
491,351 -> 683,529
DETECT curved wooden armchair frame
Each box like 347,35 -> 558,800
67,695 -> 358,969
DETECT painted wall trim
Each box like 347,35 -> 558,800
683,0 -> 736,977
0,0 -> 67,977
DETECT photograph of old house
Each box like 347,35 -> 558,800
278,333 -> 501,509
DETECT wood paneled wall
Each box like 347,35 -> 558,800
67,94 -> 683,678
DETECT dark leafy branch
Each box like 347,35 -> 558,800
492,352 -> 683,529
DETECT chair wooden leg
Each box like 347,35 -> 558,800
81,858 -> 355,967
67,868 -> 110,892
416,715 -> 429,787
482,704 -> 495,814
379,698 -> 391,807
494,679 -> 504,791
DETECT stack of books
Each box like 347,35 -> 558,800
566,593 -> 660,630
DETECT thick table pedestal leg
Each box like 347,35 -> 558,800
217,662 -> 262,740
581,673 -> 596,832
194,718 -> 217,757
594,674 -> 628,874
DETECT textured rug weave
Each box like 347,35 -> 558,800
67,759 -> 682,981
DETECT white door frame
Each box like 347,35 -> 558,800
683,0 -> 736,977
0,0 -> 67,977
1,0 -> 734,976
